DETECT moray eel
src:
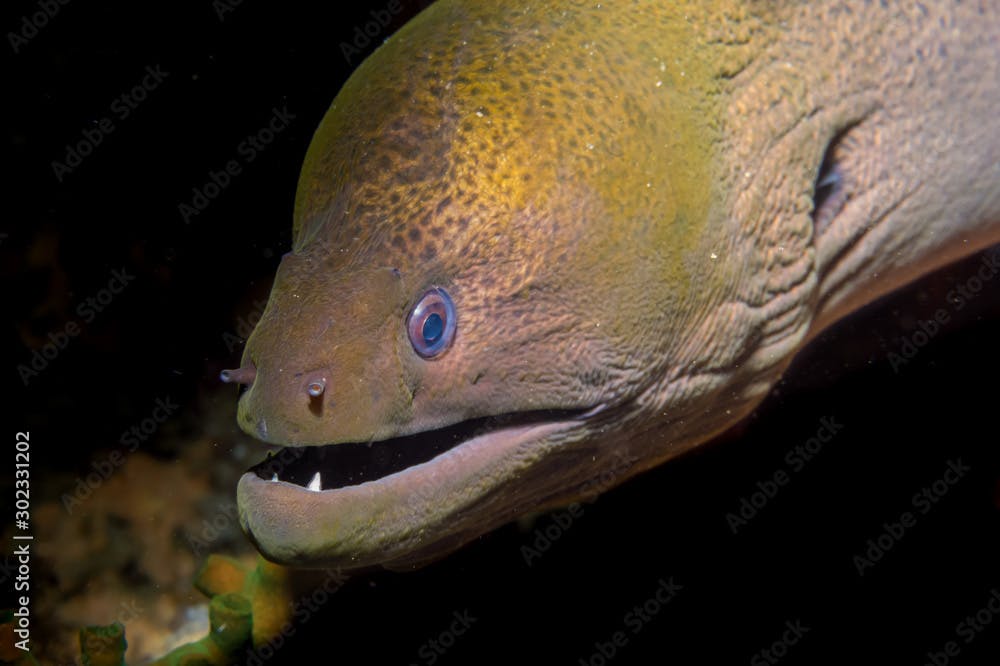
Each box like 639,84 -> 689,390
223,0 -> 1000,570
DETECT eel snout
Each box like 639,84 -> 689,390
220,363 -> 256,386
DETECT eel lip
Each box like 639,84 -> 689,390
237,412 -> 587,570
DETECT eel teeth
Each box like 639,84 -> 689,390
307,471 -> 322,492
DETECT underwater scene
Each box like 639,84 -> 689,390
7,1 -> 1000,664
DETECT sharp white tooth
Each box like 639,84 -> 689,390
307,472 -> 322,492
271,473 -> 278,482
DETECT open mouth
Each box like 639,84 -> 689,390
249,408 -> 588,492
237,406 -> 600,569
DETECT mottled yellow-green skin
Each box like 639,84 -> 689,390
295,1 -> 728,265
236,0 -> 1000,569
240,1 -> 778,445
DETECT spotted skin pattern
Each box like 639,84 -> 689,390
231,1 -> 1000,570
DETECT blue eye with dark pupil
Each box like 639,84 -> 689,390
422,313 -> 443,344
407,287 -> 456,359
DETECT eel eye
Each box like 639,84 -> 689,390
407,287 -> 456,358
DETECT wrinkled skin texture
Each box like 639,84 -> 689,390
234,0 -> 1000,570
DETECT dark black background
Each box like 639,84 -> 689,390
7,1 -> 1000,664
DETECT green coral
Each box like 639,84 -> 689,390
19,553 -> 330,666
148,592 -> 252,665
0,553 -> 344,665
149,555 -> 285,665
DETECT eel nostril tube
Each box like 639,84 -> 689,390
307,377 -> 327,398
220,365 -> 257,385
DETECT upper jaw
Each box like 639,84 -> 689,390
237,411 -> 596,570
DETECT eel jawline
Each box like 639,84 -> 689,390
237,412 -> 587,570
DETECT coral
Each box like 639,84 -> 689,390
36,453 -> 209,593
30,448 -> 257,664
146,592 -> 253,665
61,555 -> 310,665
30,554 -> 349,665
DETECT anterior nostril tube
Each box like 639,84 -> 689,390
221,364 -> 257,385
307,377 -> 327,397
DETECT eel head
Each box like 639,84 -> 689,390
229,1 -> 778,570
